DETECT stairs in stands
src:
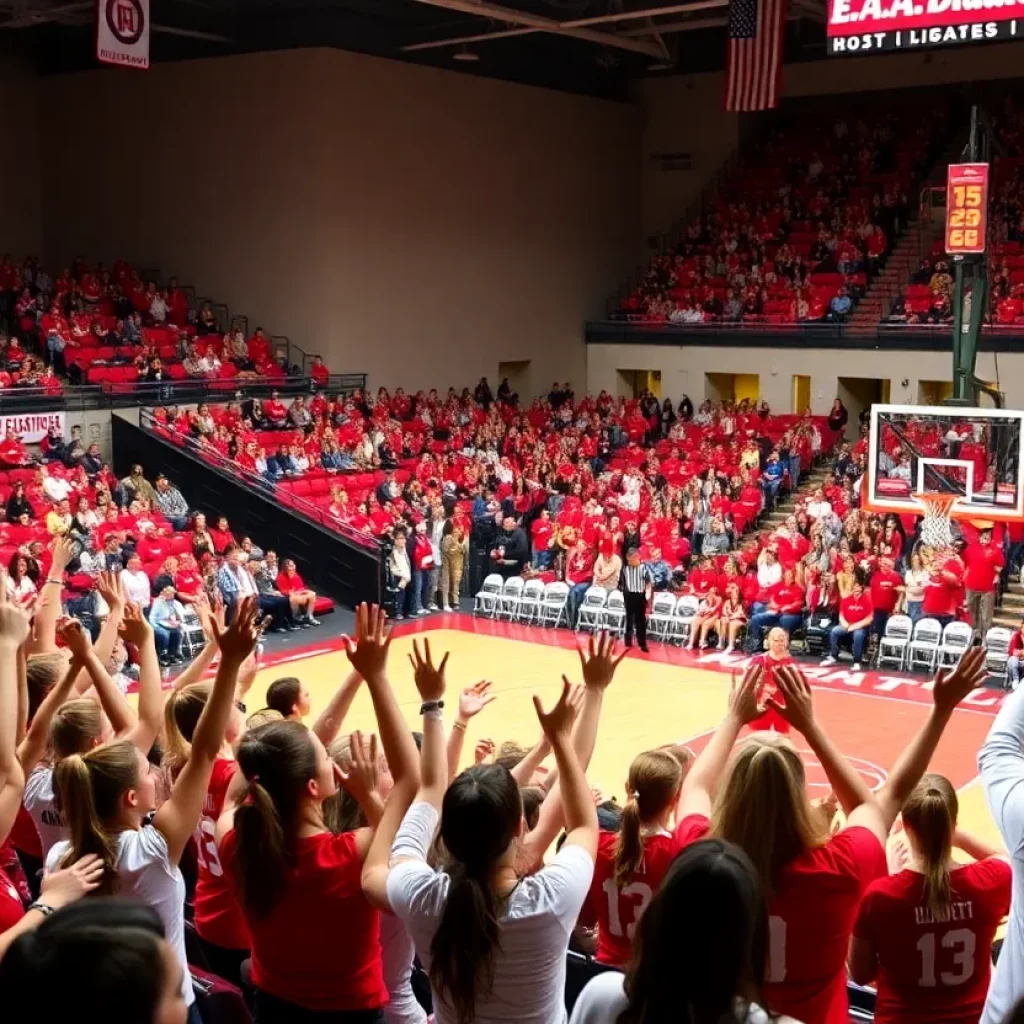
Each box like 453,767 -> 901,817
763,464 -> 832,529
995,578 -> 1024,631
844,132 -> 967,336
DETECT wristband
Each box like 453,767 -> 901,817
46,577 -> 64,586
27,902 -> 55,918
419,699 -> 444,715
452,719 -> 467,732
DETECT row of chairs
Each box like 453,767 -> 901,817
473,574 -> 573,627
876,616 -> 1011,677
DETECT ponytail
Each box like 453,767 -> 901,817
53,741 -> 140,895
903,773 -> 958,918
430,764 -> 523,1024
614,750 -> 684,888
51,699 -> 102,760
233,721 -> 317,920
162,683 -> 210,781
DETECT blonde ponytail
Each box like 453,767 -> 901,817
613,750 -> 684,888
51,699 -> 102,760
162,684 -> 211,781
903,773 -> 957,918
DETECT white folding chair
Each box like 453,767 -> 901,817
181,608 -> 208,658
601,590 -> 626,637
517,578 -> 545,625
984,626 -> 1013,687
497,576 -> 525,620
648,592 -> 678,642
907,617 -> 942,673
938,620 -> 974,669
876,614 -> 912,671
673,595 -> 701,646
539,582 -> 570,628
473,573 -> 504,618
576,586 -> 608,633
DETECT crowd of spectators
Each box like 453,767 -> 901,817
612,103 -> 946,326
0,255 -> 306,389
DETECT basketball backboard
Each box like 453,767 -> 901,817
866,403 -> 1024,521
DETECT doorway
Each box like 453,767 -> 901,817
836,377 -> 890,440
918,379 -> 953,406
498,361 -> 531,404
792,374 -> 811,414
705,372 -> 760,404
617,370 -> 662,399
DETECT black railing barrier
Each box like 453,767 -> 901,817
114,412 -> 382,610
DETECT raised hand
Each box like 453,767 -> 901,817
56,617 -> 92,662
210,595 -> 261,663
50,535 -> 77,574
335,729 -> 380,803
39,853 -> 105,909
95,570 -> 124,612
767,665 -> 816,735
932,646 -> 988,716
576,631 -> 627,690
0,574 -> 32,648
728,663 -> 764,725
408,636 -> 448,702
534,676 -> 576,743
458,680 -> 496,723
118,601 -> 153,647
474,738 -> 495,764
341,603 -> 392,680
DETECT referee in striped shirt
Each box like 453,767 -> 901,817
621,546 -> 653,653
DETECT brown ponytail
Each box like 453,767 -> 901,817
53,741 -> 141,895
902,772 -> 958,918
614,750 -> 684,888
233,721 -> 317,920
51,699 -> 102,760
162,684 -> 211,781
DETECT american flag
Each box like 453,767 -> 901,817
725,0 -> 786,112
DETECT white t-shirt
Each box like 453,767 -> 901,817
23,766 -> 67,860
386,802 -> 594,1024
48,825 -> 193,1007
122,569 -> 152,608
381,910 -> 427,1024
569,972 -> 802,1024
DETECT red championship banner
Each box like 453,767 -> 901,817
946,162 -> 989,256
96,0 -> 150,70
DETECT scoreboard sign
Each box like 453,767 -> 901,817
945,163 -> 989,256
827,0 -> 1023,53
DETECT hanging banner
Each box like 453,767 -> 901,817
96,0 -> 150,70
0,411 -> 66,444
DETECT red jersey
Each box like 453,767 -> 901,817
586,818 -> 710,967
221,829 -> 387,1011
854,859 -> 1011,1024
680,815 -> 886,1024
10,804 -> 42,857
0,866 -> 23,933
869,570 -> 902,615
749,652 -> 793,733
771,583 -> 805,614
963,542 -> 1004,594
193,758 -> 249,951
840,592 -> 873,627
922,559 -> 962,617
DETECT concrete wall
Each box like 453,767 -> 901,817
39,48 -> 642,394
0,55 -> 42,258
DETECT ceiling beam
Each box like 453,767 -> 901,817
402,0 -> 671,56
0,1 -> 91,28
623,15 -> 727,33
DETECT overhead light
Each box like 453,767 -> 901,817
453,46 -> 479,61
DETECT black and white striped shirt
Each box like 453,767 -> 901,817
622,563 -> 653,594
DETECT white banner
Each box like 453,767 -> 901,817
96,0 -> 150,70
0,412 -> 67,445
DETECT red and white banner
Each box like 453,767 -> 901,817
96,0 -> 150,70
0,411 -> 66,445
946,162 -> 990,255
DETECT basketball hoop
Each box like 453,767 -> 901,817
913,493 -> 959,549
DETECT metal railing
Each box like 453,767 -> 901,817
137,407 -> 381,552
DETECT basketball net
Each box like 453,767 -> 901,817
914,493 -> 958,549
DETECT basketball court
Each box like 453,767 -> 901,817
244,612 -> 1005,848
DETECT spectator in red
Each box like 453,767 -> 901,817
822,578 -> 874,671
922,545 -> 964,628
275,556 -> 320,627
0,428 -> 31,467
869,554 -> 903,637
1008,619 -> 1024,690
531,509 -> 554,569
263,391 -> 289,429
247,327 -> 272,366
963,526 -> 1004,639
310,356 -> 329,386
208,515 -> 235,555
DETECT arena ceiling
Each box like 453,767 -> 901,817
2,0 -> 829,97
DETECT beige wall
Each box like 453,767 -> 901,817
39,48 -> 641,393
0,55 -> 42,257
586,343 -> 1024,413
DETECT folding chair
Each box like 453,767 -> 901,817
938,620 -> 974,669
473,573 -> 503,618
576,586 -> 608,633
876,614 -> 912,671
984,626 -> 1013,688
539,582 -> 570,628
601,590 -> 626,637
673,595 -> 700,646
517,578 -> 545,625
906,617 -> 942,674
181,608 -> 208,659
647,592 -> 678,642
497,576 -> 525,620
